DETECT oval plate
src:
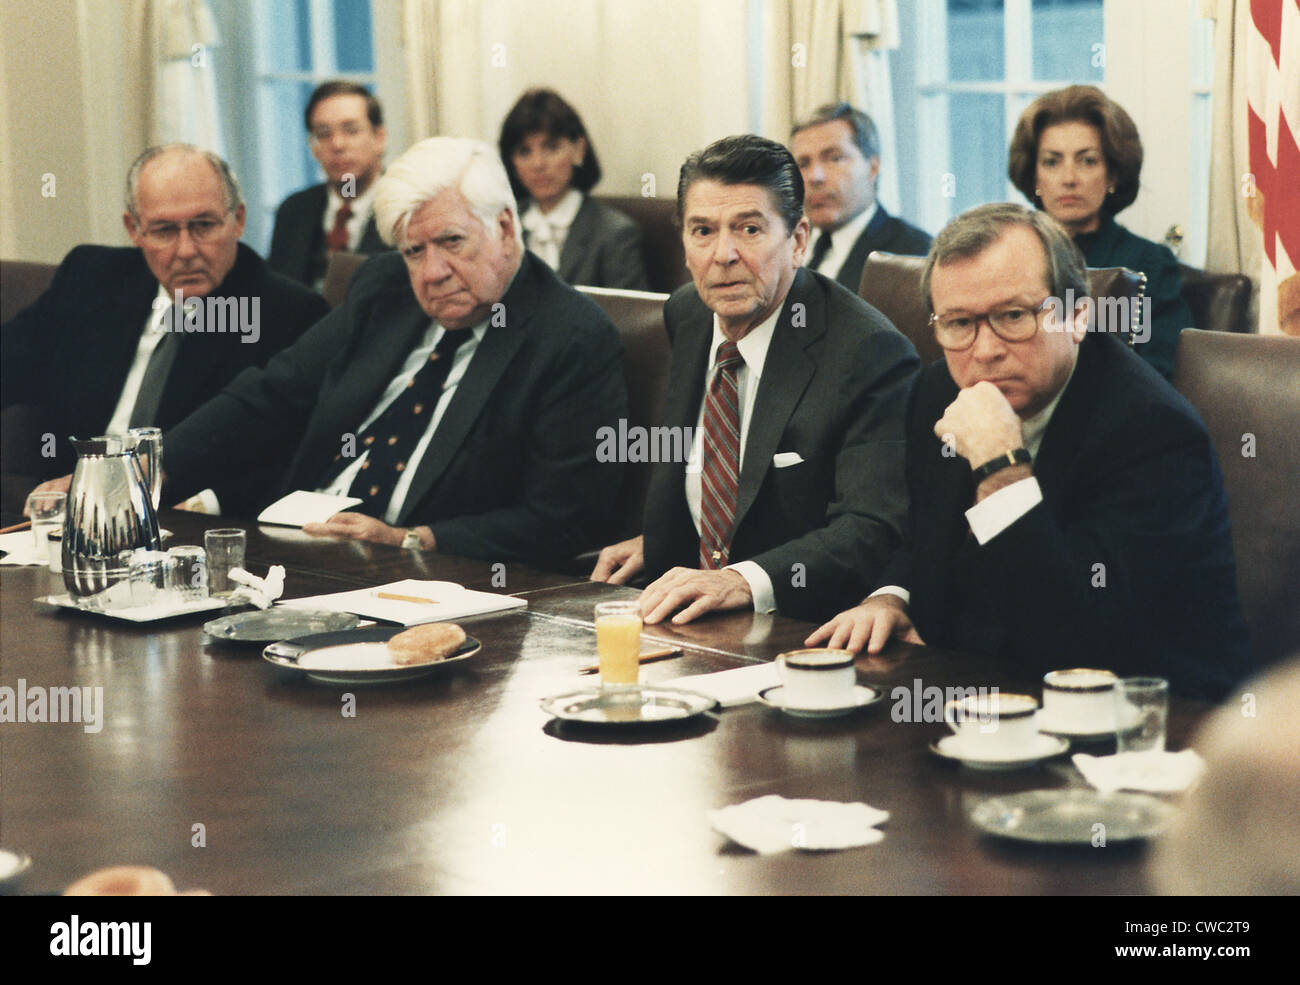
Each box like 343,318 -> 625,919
540,686 -> 718,725
970,789 -> 1178,843
205,608 -> 360,644
263,626 -> 480,684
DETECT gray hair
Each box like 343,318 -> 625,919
125,144 -> 243,218
921,203 -> 1088,310
372,137 -> 522,248
791,102 -> 882,162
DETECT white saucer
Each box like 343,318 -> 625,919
1037,710 -> 1117,741
756,684 -> 882,719
931,733 -> 1071,770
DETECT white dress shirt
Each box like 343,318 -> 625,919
520,189 -> 584,270
804,201 -> 877,281
684,307 -> 782,613
319,320 -> 488,525
322,179 -> 380,252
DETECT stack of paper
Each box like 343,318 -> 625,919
278,579 -> 527,626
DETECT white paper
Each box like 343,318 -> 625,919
0,530 -> 46,566
665,662 -> 781,707
257,490 -> 364,527
278,578 -> 527,626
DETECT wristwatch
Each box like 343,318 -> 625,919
971,447 -> 1032,483
400,528 -> 424,550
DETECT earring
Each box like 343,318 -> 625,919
1034,188 -> 1042,197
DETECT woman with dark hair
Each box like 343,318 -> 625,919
498,88 -> 649,291
1008,85 -> 1193,379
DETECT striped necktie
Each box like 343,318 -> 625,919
699,340 -> 743,568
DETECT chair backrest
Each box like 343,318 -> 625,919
595,196 -> 689,295
1,258 -> 58,323
577,286 -> 672,540
857,251 -> 1145,366
1179,263 -> 1253,334
321,251 -> 369,308
1174,329 -> 1300,665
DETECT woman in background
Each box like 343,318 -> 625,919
499,88 -> 650,291
1008,85 -> 1194,379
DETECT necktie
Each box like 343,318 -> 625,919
333,330 -> 470,516
327,202 -> 353,253
807,230 -> 833,271
699,341 -> 743,568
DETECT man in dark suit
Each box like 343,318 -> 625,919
164,137 -> 627,564
791,103 -> 931,293
591,135 -> 918,624
3,145 -> 327,509
267,81 -> 389,288
808,203 -> 1255,699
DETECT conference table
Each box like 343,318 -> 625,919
0,511 -> 1209,896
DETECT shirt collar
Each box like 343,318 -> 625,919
521,189 -> 584,235
707,301 -> 782,375
328,177 -> 379,215
810,199 -> 877,251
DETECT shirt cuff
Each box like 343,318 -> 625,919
965,477 -> 1043,545
727,560 -> 776,614
868,585 -> 910,605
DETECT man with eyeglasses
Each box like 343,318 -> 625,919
2,144 -> 328,513
268,81 -> 389,288
808,203 -> 1255,699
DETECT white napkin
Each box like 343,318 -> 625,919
665,662 -> 781,707
1073,750 -> 1205,793
0,530 -> 47,566
226,565 -> 286,610
708,795 -> 889,855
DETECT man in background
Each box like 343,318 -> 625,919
791,102 -> 931,293
268,80 -> 389,288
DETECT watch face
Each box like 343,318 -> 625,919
401,529 -> 422,549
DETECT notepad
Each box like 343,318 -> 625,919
664,662 -> 781,707
257,490 -> 364,526
278,579 -> 527,626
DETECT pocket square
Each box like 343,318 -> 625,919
773,452 -> 804,468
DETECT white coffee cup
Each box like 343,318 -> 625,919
943,692 -> 1040,757
776,649 -> 856,709
1042,668 -> 1118,732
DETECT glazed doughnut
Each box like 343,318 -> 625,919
387,622 -> 466,665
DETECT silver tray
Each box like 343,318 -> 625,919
37,593 -> 227,623
969,789 -> 1178,843
205,608 -> 359,644
540,686 -> 718,725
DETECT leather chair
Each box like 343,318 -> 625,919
1174,329 -> 1300,667
321,251 -> 369,309
1,259 -> 60,515
1,258 -> 58,322
1179,263 -> 1252,334
577,286 -> 672,543
596,196 -> 689,295
857,251 -> 1145,366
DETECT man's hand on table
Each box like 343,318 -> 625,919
639,567 -> 753,625
302,512 -> 436,550
590,534 -> 645,584
23,475 -> 72,516
806,594 -> 924,653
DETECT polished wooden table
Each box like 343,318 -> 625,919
0,512 -> 1209,895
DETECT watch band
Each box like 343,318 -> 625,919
971,447 -> 1032,483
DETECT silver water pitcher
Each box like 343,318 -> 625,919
62,435 -> 162,598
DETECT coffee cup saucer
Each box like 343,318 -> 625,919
1036,710 -> 1117,742
757,684 -> 882,719
930,733 -> 1071,770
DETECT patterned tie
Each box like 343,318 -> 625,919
807,229 -> 833,271
699,341 -> 743,568
330,330 -> 470,515
327,202 -> 353,253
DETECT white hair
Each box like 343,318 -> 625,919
373,137 -> 522,248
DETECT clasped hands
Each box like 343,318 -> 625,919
590,534 -> 753,625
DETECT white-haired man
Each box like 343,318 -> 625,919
163,137 -> 628,564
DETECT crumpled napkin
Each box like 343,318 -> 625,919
707,795 -> 889,855
226,565 -> 285,609
1073,750 -> 1205,793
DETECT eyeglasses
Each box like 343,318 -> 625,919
310,123 -> 370,142
929,297 -> 1053,351
139,216 -> 230,246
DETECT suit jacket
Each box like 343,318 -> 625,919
267,183 -> 388,287
523,194 -> 650,291
1075,214 -> 1193,381
833,206 -> 932,294
884,333 -> 1255,700
164,252 -> 629,565
1,243 -> 328,491
642,268 -> 919,622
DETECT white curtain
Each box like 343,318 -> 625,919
126,0 -> 223,153
402,0 -> 441,143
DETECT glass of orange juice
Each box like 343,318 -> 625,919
595,600 -> 642,692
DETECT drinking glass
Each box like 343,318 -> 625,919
204,528 -> 246,598
128,426 -> 163,512
167,546 -> 208,603
594,600 -> 642,692
1114,677 -> 1169,754
27,490 -> 66,559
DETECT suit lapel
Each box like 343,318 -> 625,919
1031,336 -> 1100,505
732,270 -> 822,530
557,196 -> 596,284
75,257 -> 158,435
